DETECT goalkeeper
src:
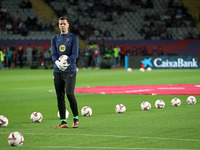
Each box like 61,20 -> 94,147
51,16 -> 79,128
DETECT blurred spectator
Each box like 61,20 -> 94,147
117,45 -> 121,65
126,48 -> 131,56
26,0 -> 32,9
168,0 -> 174,8
13,10 -> 19,22
139,24 -> 146,36
3,49 -> 7,68
43,49 -> 51,66
5,22 -> 12,31
157,45 -> 164,55
152,46 -> 158,56
113,45 -> 119,67
20,0 -> 32,9
187,30 -> 194,39
71,8 -> 79,25
105,46 -> 113,66
0,48 -> 4,69
26,44 -> 32,66
12,50 -> 17,68
88,42 -> 94,66
102,13 -> 113,22
119,48 -> 126,66
10,45 -> 16,52
83,45 -> 90,69
1,6 -> 7,14
132,0 -> 154,8
141,0 -> 153,8
39,49 -> 44,66
18,18 -> 28,35
6,47 -> 12,68
93,26 -> 102,37
18,46 -> 24,68
50,17 -> 56,30
135,47 -> 142,56
103,28 -> 112,37
77,49 -> 83,67
24,16 -> 43,31
69,0 -> 78,5
19,0 -> 27,9
166,31 -> 173,39
93,44 -> 100,69
58,6 -> 68,17
99,39 -> 106,56
10,45 -> 17,68
144,30 -> 153,39
143,46 -> 149,55
33,44 -> 42,62
22,28 -> 28,36
130,47 -> 136,56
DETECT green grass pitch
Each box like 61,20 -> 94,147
0,68 -> 200,150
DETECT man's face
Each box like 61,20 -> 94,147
59,20 -> 69,34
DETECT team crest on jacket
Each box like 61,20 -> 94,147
66,38 -> 70,41
59,45 -> 66,52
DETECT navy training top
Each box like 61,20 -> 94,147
51,32 -> 79,72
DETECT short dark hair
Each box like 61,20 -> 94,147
58,16 -> 69,23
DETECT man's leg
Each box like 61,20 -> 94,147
64,72 -> 79,128
53,72 -> 68,128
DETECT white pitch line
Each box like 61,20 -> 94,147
21,146 -> 199,150
0,132 -> 200,142
157,88 -> 184,90
110,89 -> 151,94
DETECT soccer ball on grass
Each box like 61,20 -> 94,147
30,112 -> 43,123
186,96 -> 196,104
0,115 -> 8,127
171,98 -> 181,107
155,99 -> 165,109
57,110 -> 69,119
141,101 -> 151,111
81,106 -> 92,116
115,104 -> 126,113
8,132 -> 24,146
147,67 -> 152,71
127,68 -> 132,72
140,68 -> 145,72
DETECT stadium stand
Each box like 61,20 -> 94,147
0,0 -> 56,40
47,0 -> 199,40
0,0 -> 200,69
0,0 -> 199,40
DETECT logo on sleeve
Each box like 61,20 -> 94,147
59,45 -> 66,52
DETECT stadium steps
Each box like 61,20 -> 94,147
181,0 -> 200,31
30,0 -> 85,43
29,0 -> 57,26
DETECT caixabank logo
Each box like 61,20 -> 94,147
141,57 -> 199,68
141,58 -> 153,68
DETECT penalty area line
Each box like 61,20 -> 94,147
0,132 -> 200,142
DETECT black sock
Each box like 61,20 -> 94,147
74,118 -> 78,123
